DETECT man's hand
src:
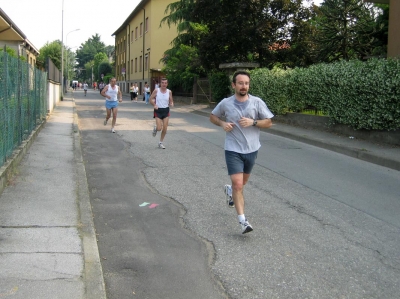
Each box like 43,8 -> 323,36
238,117 -> 253,127
222,121 -> 235,132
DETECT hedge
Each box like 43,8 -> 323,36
249,59 -> 400,131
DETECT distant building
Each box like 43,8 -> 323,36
0,8 -> 39,67
112,0 -> 178,93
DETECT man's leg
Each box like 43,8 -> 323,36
231,172 -> 251,215
111,107 -> 118,128
160,117 -> 169,142
105,108 -> 111,121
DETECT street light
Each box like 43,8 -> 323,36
65,29 -> 80,92
66,46 -> 78,93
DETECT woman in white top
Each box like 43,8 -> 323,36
101,78 -> 122,133
149,78 -> 174,149
143,82 -> 150,104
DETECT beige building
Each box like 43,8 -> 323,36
112,0 -> 178,94
0,8 -> 39,67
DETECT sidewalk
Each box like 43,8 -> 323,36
185,105 -> 400,171
0,99 -> 105,299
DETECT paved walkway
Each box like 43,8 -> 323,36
0,98 -> 105,299
0,93 -> 399,298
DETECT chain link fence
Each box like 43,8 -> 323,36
0,50 -> 48,168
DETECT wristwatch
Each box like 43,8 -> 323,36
252,119 -> 257,126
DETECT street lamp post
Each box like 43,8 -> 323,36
65,29 -> 80,93
61,0 -> 64,100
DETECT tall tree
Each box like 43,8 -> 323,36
313,0 -> 381,62
192,0 -> 307,70
75,34 -> 106,70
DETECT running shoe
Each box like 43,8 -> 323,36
104,119 -> 108,126
158,142 -> 165,149
111,128 -> 115,133
224,184 -> 235,208
152,125 -> 157,137
240,220 -> 253,234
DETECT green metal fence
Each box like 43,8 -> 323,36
0,51 -> 48,168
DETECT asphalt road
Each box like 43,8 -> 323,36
75,89 -> 400,299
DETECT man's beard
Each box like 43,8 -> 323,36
238,90 -> 247,96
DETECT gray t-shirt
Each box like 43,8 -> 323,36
211,94 -> 274,154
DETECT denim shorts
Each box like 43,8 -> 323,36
105,100 -> 118,110
225,150 -> 258,175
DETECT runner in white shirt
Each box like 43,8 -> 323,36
149,78 -> 174,149
101,78 -> 123,133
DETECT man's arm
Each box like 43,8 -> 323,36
210,114 -> 235,132
150,89 -> 158,108
118,88 -> 122,102
238,117 -> 272,128
169,91 -> 174,107
101,85 -> 109,98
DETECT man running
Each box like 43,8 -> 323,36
210,71 -> 274,234
150,78 -> 174,149
101,78 -> 122,133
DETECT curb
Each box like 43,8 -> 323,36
72,99 -> 107,299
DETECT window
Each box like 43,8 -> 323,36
131,30 -> 133,42
145,17 -> 149,32
145,55 -> 148,71
139,56 -> 142,72
140,23 -> 143,36
135,27 -> 138,39
135,58 -> 137,72
131,59 -> 133,74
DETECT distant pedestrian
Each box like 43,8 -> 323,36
143,82 -> 150,104
209,70 -> 274,234
101,78 -> 122,133
130,83 -> 135,101
133,83 -> 139,102
150,78 -> 174,149
99,82 -> 104,94
83,82 -> 88,96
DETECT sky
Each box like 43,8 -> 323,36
1,0 -> 324,51
1,0 -> 141,50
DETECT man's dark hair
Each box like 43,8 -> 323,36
232,71 -> 250,83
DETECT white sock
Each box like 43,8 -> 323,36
238,214 -> 246,223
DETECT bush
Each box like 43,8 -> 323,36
209,72 -> 230,102
249,59 -> 400,131
249,67 -> 290,115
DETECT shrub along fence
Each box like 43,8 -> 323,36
0,50 -> 48,168
249,59 -> 400,131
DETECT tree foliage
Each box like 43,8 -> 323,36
98,61 -> 113,79
75,34 -> 106,70
191,0 -> 313,70
161,44 -> 204,91
92,52 -> 108,81
313,0 -> 385,61
37,40 -> 62,70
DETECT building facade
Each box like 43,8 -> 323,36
112,0 -> 178,94
0,8 -> 39,67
